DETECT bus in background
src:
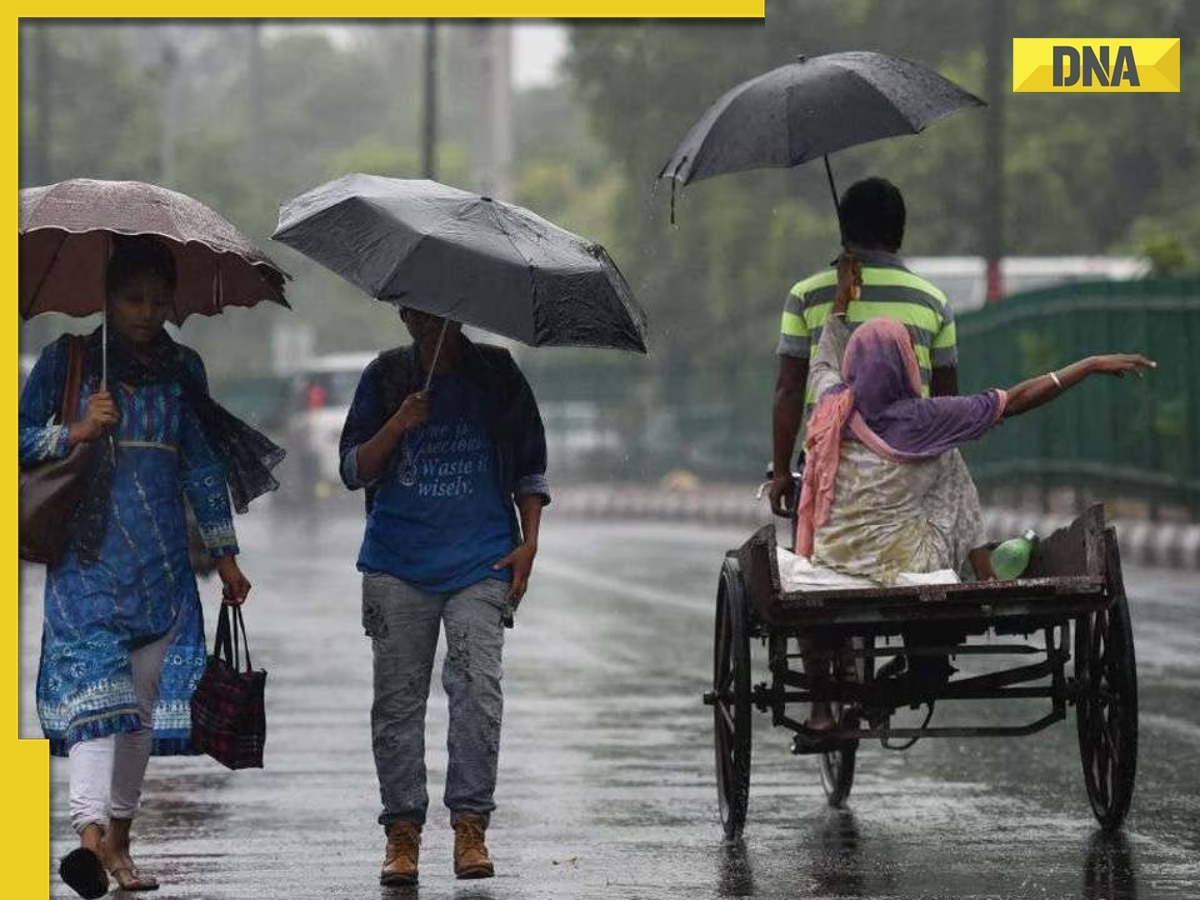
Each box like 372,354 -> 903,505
906,256 -> 1150,314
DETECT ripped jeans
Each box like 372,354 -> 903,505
362,572 -> 507,828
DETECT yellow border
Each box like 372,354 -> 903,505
20,3 -> 764,17
7,15 -> 50,897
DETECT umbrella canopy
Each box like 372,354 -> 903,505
273,175 -> 648,354
658,51 -> 985,197
20,178 -> 289,323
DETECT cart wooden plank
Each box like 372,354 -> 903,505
735,505 -> 1110,630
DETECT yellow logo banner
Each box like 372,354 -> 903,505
1013,38 -> 1180,93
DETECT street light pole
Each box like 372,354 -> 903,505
983,0 -> 1008,303
421,21 -> 437,180
159,31 -> 180,188
30,23 -> 51,188
248,21 -> 266,171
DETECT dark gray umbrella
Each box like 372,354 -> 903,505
272,175 -> 648,354
658,51 -> 985,213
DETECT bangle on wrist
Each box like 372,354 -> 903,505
1048,370 -> 1063,390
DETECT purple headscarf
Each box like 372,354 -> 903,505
840,318 -> 1006,460
796,318 -> 1006,556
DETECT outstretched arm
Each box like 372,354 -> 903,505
1003,354 -> 1156,418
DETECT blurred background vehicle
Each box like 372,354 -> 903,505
907,256 -> 1151,313
280,351 -> 377,505
212,371 -> 293,438
540,400 -> 624,481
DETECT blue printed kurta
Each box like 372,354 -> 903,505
19,335 -> 238,756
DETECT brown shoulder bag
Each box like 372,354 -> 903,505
19,337 -> 101,566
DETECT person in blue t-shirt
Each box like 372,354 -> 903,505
339,306 -> 549,886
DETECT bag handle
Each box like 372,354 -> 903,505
58,336 -> 85,426
213,603 -> 255,673
231,603 -> 254,672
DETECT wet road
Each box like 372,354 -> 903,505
22,508 -> 1200,899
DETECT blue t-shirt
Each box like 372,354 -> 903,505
358,370 -> 514,592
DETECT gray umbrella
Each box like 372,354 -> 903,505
273,175 -> 648,354
658,51 -> 986,213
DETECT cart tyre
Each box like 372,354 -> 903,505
818,723 -> 857,807
819,636 -> 870,806
714,557 -> 752,839
1075,529 -> 1138,831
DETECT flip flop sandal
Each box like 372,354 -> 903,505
800,717 -> 837,734
59,847 -> 109,900
790,726 -> 843,755
110,865 -> 160,891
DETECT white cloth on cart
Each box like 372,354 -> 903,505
776,545 -> 959,593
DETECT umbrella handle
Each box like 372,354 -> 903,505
668,156 -> 687,228
102,233 -> 112,390
423,318 -> 450,393
101,294 -> 108,390
824,155 -> 842,234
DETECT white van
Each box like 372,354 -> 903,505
906,256 -> 1150,313
283,351 -> 377,502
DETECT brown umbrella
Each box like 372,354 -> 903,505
20,178 -> 290,322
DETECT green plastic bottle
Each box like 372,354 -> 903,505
990,529 -> 1038,580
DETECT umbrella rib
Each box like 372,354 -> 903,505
379,231 -> 427,303
24,231 -> 70,317
484,201 -> 538,334
834,62 -> 946,132
488,201 -> 530,267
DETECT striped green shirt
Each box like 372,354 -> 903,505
777,251 -> 957,419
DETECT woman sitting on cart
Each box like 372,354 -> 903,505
795,251 -> 1154,729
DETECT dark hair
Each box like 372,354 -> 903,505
105,234 -> 178,296
838,177 -> 906,252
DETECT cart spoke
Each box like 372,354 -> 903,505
717,702 -> 735,734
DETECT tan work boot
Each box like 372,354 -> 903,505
380,821 -> 422,886
453,814 -> 495,879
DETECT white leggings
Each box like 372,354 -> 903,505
68,620 -> 178,833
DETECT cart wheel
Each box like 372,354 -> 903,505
713,557 -> 752,839
820,636 -> 872,807
1075,531 -> 1138,831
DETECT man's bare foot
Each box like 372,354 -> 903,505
805,702 -> 836,732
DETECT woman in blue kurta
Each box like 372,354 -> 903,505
19,235 -> 282,897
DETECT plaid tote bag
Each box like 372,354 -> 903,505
191,604 -> 267,769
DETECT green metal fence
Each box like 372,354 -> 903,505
518,277 -> 1200,510
957,278 -> 1200,517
